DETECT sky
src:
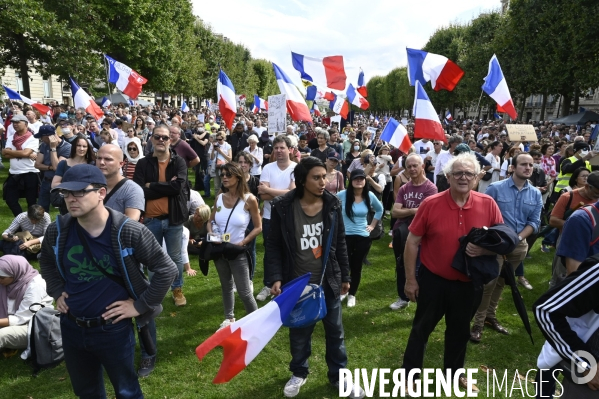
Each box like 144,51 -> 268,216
192,0 -> 501,89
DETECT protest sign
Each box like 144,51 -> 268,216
268,94 -> 287,134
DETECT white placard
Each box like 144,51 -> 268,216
330,115 -> 342,126
197,113 -> 205,123
268,94 -> 287,134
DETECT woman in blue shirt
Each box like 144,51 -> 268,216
337,169 -> 383,307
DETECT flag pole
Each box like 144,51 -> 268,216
103,55 -> 111,96
474,89 -> 484,118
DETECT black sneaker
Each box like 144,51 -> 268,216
138,357 -> 156,378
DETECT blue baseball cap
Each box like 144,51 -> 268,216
51,164 -> 107,192
33,124 -> 56,138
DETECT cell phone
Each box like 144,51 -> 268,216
6,233 -> 14,239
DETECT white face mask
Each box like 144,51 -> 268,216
580,149 -> 589,156
353,145 -> 360,151
62,128 -> 71,135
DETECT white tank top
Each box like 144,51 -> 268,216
214,193 -> 251,244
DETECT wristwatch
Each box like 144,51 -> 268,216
50,148 -> 57,152
518,235 -> 523,241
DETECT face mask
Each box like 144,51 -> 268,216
62,128 -> 71,135
354,146 -> 360,151
580,149 -> 589,156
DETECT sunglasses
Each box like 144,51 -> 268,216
219,172 -> 233,178
127,147 -> 138,151
153,135 -> 169,141
217,138 -> 224,141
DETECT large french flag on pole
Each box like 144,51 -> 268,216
196,273 -> 311,383
413,81 -> 446,142
217,70 -> 237,130
346,84 -> 369,110
291,52 -> 347,91
104,55 -> 147,99
380,117 -> 412,153
2,85 -> 52,116
69,78 -> 104,121
252,95 -> 268,114
272,63 -> 312,122
407,48 -> 464,92
482,55 -> 518,120
357,69 -> 368,97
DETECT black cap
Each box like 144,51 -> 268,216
588,171 -> 599,189
350,169 -> 366,181
574,141 -> 590,152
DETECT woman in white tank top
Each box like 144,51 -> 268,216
208,163 -> 262,331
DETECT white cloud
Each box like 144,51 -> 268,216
192,0 -> 500,89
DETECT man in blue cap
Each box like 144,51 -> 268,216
40,164 -> 177,398
34,124 -> 71,211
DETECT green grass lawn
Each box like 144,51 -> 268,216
0,161 -> 555,398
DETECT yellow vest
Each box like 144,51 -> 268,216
554,155 -> 591,192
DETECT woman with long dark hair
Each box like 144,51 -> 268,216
208,163 -> 261,330
336,169 -> 383,307
234,152 -> 260,278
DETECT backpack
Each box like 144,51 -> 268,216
28,303 -> 63,374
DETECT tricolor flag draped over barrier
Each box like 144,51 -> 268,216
181,101 -> 190,113
291,52 -> 347,91
481,55 -> 517,120
406,48 -> 464,92
329,93 -> 349,119
413,81 -> 445,142
2,85 -> 52,116
272,63 -> 312,122
104,55 -> 147,99
217,70 -> 237,130
252,95 -> 268,114
346,84 -> 369,110
196,273 -> 311,383
380,117 -> 412,153
69,78 -> 104,121
357,69 -> 367,97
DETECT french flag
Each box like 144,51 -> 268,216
69,77 -> 104,121
272,63 -> 312,122
2,85 -> 52,116
306,85 -> 318,101
311,102 -> 321,117
329,93 -> 349,119
445,110 -> 453,121
413,81 -> 446,142
380,117 -> 412,153
217,70 -> 237,130
196,274 -> 311,383
104,55 -> 147,99
181,101 -> 190,113
101,97 -> 112,108
482,55 -> 517,120
291,52 -> 347,91
252,95 -> 268,114
494,111 -> 503,120
346,84 -> 369,110
406,48 -> 464,92
357,69 -> 367,97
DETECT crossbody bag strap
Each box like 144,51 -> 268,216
103,177 -> 128,205
319,210 -> 336,286
222,196 -> 241,233
75,223 -> 126,288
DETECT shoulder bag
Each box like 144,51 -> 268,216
200,197 -> 247,261
283,211 -> 336,328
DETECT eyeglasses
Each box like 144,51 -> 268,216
58,188 -> 101,198
152,135 -> 169,141
217,138 -> 224,142
219,172 -> 233,178
451,171 -> 476,180
127,147 -> 138,152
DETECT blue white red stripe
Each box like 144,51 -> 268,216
445,110 -> 453,121
252,95 -> 268,114
357,70 -> 367,97
291,52 -> 347,90
101,97 -> 112,108
181,101 -> 190,113
380,117 -> 412,153
329,93 -> 349,119
69,77 -> 104,121
2,85 -> 52,116
196,274 -> 311,383
104,55 -> 147,99
346,84 -> 369,110
311,102 -> 321,117
272,63 -> 312,122
217,70 -> 237,130
482,55 -> 517,120
413,81 -> 445,142
407,48 -> 464,92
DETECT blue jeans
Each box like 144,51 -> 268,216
203,173 -> 212,197
262,217 -> 271,287
143,218 -> 184,289
288,283 -> 348,383
38,178 -> 52,212
61,316 -> 143,399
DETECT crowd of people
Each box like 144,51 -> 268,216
1,97 -> 599,398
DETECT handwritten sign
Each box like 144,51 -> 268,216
268,94 -> 286,134
505,124 -> 537,142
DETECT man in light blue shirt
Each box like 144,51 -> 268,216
470,152 -> 542,343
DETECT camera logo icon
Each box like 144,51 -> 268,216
571,350 -> 597,384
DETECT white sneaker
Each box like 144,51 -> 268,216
256,286 -> 271,301
388,230 -> 393,236
334,377 -> 366,398
389,298 -> 409,310
217,318 -> 235,331
340,293 -> 348,302
232,282 -> 237,293
249,280 -> 254,294
283,375 -> 306,397
347,295 -> 356,307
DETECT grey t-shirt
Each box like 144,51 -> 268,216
105,179 -> 145,215
292,198 -> 324,284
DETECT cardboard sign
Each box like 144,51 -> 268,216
505,124 -> 537,142
267,94 -> 287,134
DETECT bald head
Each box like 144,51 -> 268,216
96,144 -> 125,179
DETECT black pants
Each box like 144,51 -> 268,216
393,223 -> 410,301
402,265 -> 482,374
3,172 -> 39,217
345,235 -> 372,296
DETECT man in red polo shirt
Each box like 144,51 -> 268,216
401,152 -> 503,392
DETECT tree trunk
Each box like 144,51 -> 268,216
16,34 -> 31,98
518,96 -> 526,122
540,91 -> 548,121
561,92 -> 572,117
573,87 -> 580,114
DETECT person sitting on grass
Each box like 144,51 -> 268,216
1,205 -> 50,259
